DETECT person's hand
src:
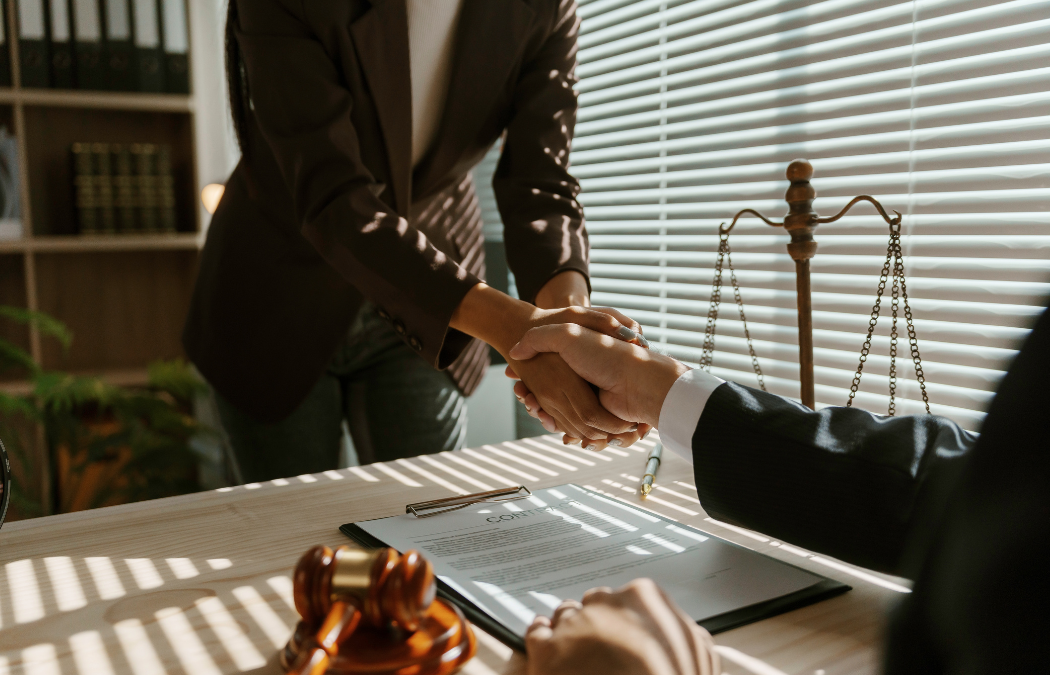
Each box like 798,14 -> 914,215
450,283 -> 647,441
510,270 -> 653,449
521,271 -> 649,447
525,578 -> 721,675
509,324 -> 690,430
503,308 -> 647,442
506,306 -> 652,449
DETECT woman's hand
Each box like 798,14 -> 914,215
450,282 -> 645,441
525,578 -> 721,675
507,367 -> 652,450
509,323 -> 689,430
507,316 -> 666,448
503,270 -> 652,448
506,306 -> 652,448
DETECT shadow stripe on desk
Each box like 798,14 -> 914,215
208,434 -> 656,496
0,554 -> 302,674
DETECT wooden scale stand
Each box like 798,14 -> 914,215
703,159 -> 931,415
281,545 -> 476,675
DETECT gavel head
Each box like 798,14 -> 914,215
293,545 -> 436,632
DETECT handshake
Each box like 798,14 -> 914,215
501,305 -> 691,451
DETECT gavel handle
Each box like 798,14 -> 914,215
288,601 -> 362,675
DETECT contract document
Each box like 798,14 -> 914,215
342,483 -> 847,649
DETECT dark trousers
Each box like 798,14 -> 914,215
213,304 -> 468,483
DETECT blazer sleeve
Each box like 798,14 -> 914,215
692,383 -> 976,576
232,0 -> 480,369
494,0 -> 590,304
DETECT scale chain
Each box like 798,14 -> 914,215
846,221 -> 930,415
700,230 -> 766,391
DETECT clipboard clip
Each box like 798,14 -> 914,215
406,486 -> 532,518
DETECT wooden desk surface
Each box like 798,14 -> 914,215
0,435 -> 906,675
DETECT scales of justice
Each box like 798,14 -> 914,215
699,158 -> 931,415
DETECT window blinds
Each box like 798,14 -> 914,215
571,0 -> 1050,430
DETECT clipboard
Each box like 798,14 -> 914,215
340,484 -> 849,651
405,485 -> 532,518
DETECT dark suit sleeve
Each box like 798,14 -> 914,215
494,0 -> 590,304
692,384 -> 975,576
232,0 -> 479,370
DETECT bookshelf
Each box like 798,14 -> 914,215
0,0 -> 233,514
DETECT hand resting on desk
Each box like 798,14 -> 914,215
523,578 -> 720,675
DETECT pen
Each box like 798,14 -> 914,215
640,441 -> 662,496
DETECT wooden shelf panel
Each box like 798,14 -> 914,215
0,87 -> 193,113
0,367 -> 150,396
0,234 -> 202,253
0,252 -> 32,382
35,250 -> 196,372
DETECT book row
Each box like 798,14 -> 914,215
73,141 -> 177,234
0,0 -> 189,93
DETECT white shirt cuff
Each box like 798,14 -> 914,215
657,368 -> 725,465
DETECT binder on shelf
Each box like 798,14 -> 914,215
72,140 -> 177,236
112,144 -> 136,232
71,0 -> 104,90
133,142 -> 158,232
156,144 -> 175,232
17,0 -> 49,88
0,126 -> 22,239
159,0 -> 186,93
92,142 -> 116,233
73,142 -> 98,234
131,0 -> 160,91
47,0 -> 74,88
102,0 -> 132,90
0,0 -> 12,86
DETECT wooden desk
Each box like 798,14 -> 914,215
0,434 -> 906,675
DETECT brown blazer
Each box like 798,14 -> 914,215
183,0 -> 589,422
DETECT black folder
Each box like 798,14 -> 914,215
72,0 -> 104,90
0,0 -> 12,86
130,0 -> 161,91
340,486 -> 850,652
47,0 -> 74,88
158,0 -> 186,93
17,0 -> 50,88
101,0 -> 132,90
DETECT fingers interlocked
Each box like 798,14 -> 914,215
508,306 -> 650,450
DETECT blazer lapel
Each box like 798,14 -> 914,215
414,0 -> 535,198
350,0 -> 413,215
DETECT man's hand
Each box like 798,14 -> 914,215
451,284 -> 648,441
509,324 -> 690,429
525,579 -> 721,675
513,270 -> 654,449
528,271 -> 644,443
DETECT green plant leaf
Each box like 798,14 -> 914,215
0,392 -> 39,421
147,359 -> 207,402
0,306 -> 73,350
34,373 -> 120,418
0,337 -> 40,377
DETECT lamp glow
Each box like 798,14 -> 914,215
200,183 -> 226,214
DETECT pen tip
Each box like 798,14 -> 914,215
640,484 -> 651,496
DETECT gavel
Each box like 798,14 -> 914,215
281,545 -> 476,675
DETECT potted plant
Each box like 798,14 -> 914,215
0,306 -> 208,516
